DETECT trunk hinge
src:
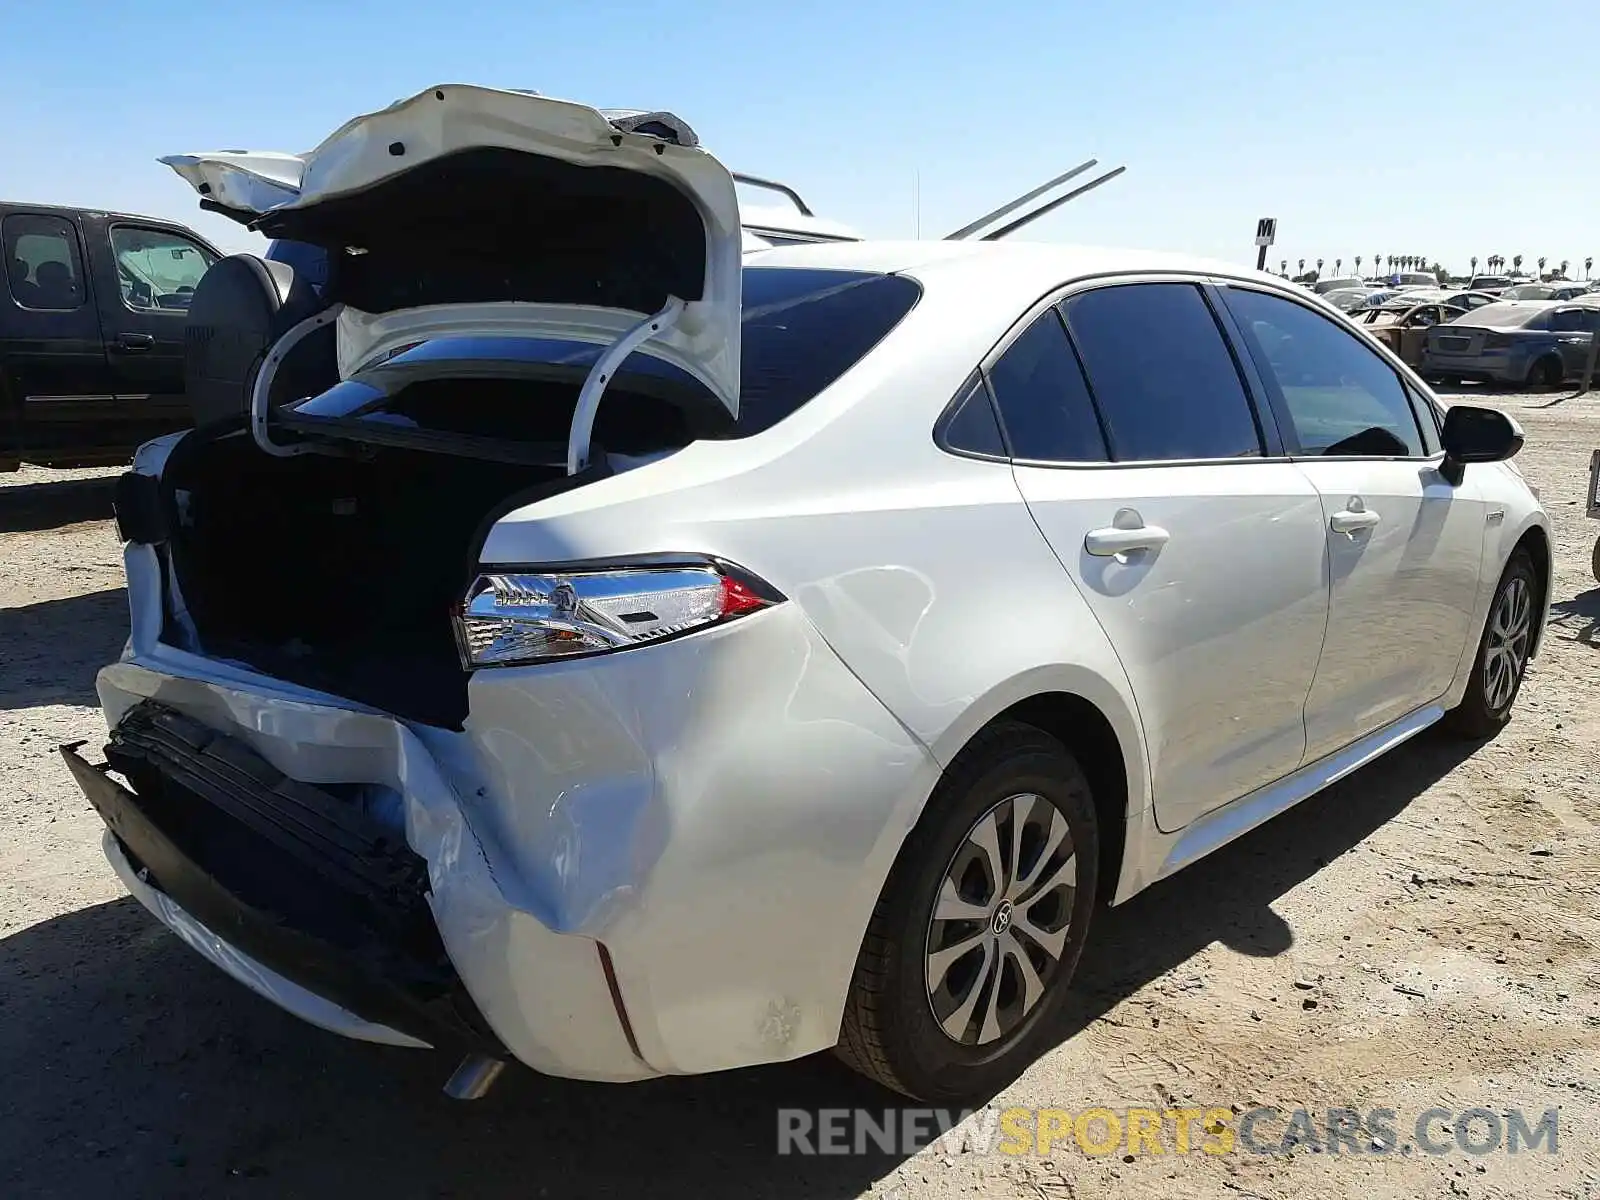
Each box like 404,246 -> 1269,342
566,296 -> 686,475
250,304 -> 344,458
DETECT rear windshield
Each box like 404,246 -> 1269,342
287,267 -> 921,447
1460,303 -> 1552,329
1500,284 -> 1554,300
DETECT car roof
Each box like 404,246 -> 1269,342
745,239 -> 1280,293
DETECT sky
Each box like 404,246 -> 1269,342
3,0 -> 1596,278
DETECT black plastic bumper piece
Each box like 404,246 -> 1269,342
112,470 -> 167,545
61,701 -> 503,1055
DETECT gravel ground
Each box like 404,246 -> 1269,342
2,393 -> 1599,1200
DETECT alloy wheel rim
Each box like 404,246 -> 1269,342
924,792 -> 1077,1047
1484,576 -> 1532,712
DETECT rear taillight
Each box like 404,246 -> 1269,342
1482,331 -> 1511,349
454,559 -> 783,669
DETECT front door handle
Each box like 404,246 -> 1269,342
111,333 -> 155,353
1329,506 -> 1381,535
1085,522 -> 1171,557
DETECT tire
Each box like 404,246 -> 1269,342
1443,550 -> 1538,738
1525,356 -> 1563,391
1591,535 -> 1600,585
835,722 -> 1098,1102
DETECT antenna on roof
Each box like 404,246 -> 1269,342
943,161 -> 1126,241
979,166 -> 1127,241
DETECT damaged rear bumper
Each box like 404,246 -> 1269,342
76,597 -> 940,1082
61,704 -> 501,1054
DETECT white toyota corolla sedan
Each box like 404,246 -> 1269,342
65,85 -> 1551,1104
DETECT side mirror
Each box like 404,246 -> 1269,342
1440,404 -> 1524,485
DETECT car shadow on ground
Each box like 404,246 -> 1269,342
0,476 -> 116,533
0,588 -> 128,710
0,728 -> 1479,1200
1548,588 -> 1600,648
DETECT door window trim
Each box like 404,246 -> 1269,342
978,273 -> 1287,469
1215,280 -> 1443,462
107,221 -> 217,316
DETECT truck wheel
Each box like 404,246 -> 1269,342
835,722 -> 1098,1103
1592,535 -> 1600,584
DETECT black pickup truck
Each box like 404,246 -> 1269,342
1,201 -> 221,470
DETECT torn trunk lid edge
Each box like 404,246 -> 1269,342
160,84 -> 745,423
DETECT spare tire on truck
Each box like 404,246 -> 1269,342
183,253 -> 335,428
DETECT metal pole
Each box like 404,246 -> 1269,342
979,167 -> 1128,241
1256,244 -> 1269,272
943,160 -> 1098,240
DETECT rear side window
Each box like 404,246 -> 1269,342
985,309 -> 1107,462
1222,287 -> 1426,458
3,213 -> 86,311
939,377 -> 1007,458
737,268 -> 921,434
1061,283 -> 1263,461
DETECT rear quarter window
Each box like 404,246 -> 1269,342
735,268 -> 921,434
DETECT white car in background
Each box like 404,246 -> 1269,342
65,84 -> 1552,1105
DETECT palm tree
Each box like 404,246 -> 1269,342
1512,254 -> 1523,276
1560,259 -> 1570,279
1335,257 -> 1342,275
1587,257 -> 1594,281
1316,258 -> 1324,277
1355,255 -> 1363,276
1280,259 -> 1288,275
1298,258 -> 1305,276
1538,256 -> 1547,278
1470,255 -> 1478,277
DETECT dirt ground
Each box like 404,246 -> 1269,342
3,391 -> 1598,1200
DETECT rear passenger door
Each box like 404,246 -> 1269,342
1217,284 -> 1485,760
997,281 -> 1329,833
1549,306 -> 1600,378
0,211 -> 114,464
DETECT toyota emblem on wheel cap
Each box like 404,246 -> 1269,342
990,900 -> 1014,936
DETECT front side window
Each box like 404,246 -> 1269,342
1222,287 -> 1426,458
3,214 -> 85,310
1061,283 -> 1262,461
985,309 -> 1107,462
110,225 -> 216,312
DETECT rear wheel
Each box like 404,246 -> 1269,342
1526,356 -> 1564,391
835,722 -> 1098,1102
1444,551 -> 1537,738
1592,535 -> 1600,584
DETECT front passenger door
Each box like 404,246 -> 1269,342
1219,285 -> 1486,761
91,220 -> 217,442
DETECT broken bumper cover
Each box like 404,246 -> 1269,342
61,704 -> 503,1055
81,598 -> 940,1080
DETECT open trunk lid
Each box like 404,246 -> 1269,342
162,85 -> 743,419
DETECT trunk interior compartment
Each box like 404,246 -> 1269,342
155,405 -> 621,729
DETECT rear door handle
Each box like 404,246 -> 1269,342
111,333 -> 155,353
1329,508 -> 1381,534
1085,523 -> 1170,556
